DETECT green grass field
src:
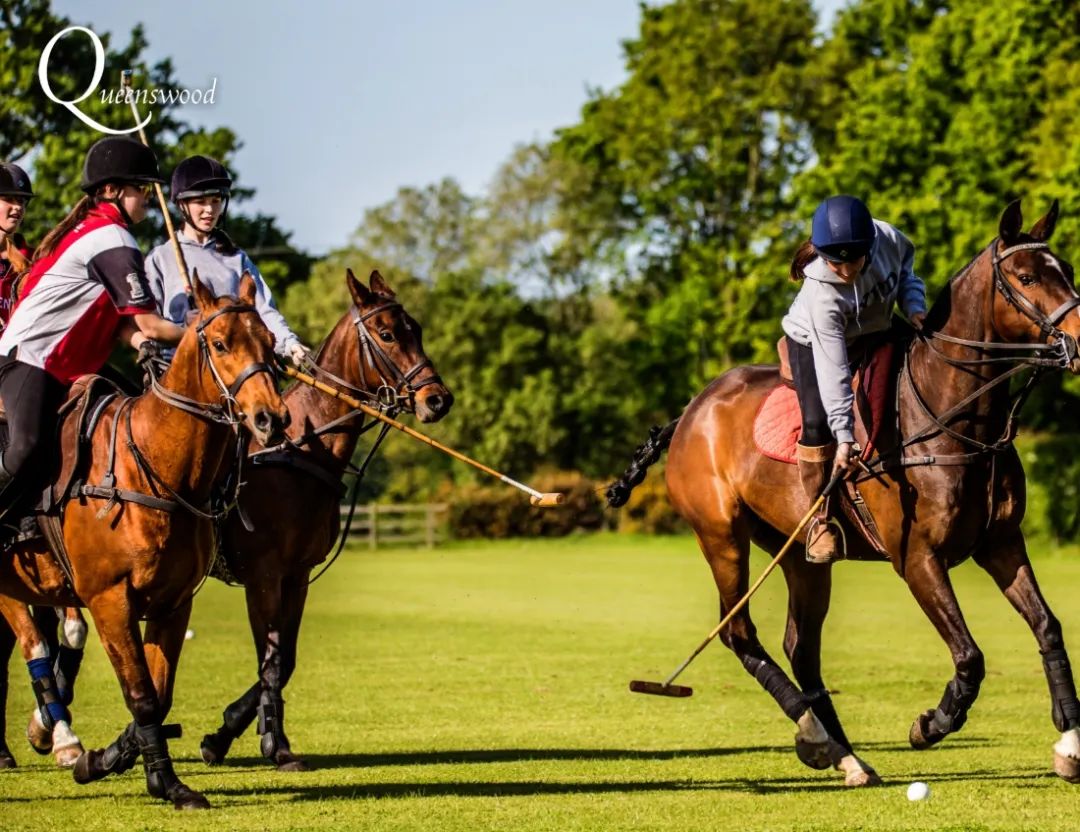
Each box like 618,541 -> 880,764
2,534 -> 1080,831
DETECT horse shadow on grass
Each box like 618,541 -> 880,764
216,737 -> 995,771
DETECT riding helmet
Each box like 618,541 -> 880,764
0,163 -> 33,201
171,155 -> 232,202
80,137 -> 165,194
811,195 -> 876,263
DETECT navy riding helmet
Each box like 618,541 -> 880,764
811,195 -> 876,263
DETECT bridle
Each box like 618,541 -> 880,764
148,303 -> 279,427
303,299 -> 443,413
868,239 -> 1080,469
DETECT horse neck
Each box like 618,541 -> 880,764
130,334 -> 233,496
905,249 -> 1013,446
285,310 -> 369,466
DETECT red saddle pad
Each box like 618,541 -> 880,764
753,343 -> 895,464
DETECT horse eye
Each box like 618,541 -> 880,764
213,339 -> 227,353
1017,273 -> 1038,286
379,331 -> 394,343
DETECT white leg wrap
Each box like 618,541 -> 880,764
795,708 -> 829,744
28,641 -> 48,660
1054,728 -> 1080,759
52,720 -> 81,751
61,616 -> 87,650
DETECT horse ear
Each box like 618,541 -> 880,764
1029,199 -> 1060,243
191,268 -> 214,312
346,268 -> 371,306
237,271 -> 257,306
999,199 -> 1024,244
369,269 -> 396,298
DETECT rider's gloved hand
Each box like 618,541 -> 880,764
835,441 -> 862,473
287,342 -> 314,367
136,339 -> 163,366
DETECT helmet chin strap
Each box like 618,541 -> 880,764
177,193 -> 230,240
95,193 -> 135,228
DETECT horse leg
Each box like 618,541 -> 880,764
253,576 -> 309,771
696,514 -> 877,788
0,597 -> 81,765
974,533 -> 1080,783
199,682 -> 260,765
0,616 -> 16,768
903,554 -> 985,750
262,576 -> 311,771
780,554 -> 880,786
72,586 -> 208,810
199,578 -> 273,766
25,606 -> 85,767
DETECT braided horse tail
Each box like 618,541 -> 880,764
605,418 -> 680,508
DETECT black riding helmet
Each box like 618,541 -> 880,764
81,137 -> 165,194
171,155 -> 232,233
0,163 -> 33,201
171,155 -> 232,202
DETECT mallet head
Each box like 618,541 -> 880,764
629,680 -> 693,697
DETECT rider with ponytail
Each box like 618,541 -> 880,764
0,163 -> 34,328
145,155 -> 310,364
782,195 -> 927,563
0,137 -> 185,525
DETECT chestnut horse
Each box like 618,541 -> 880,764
0,273 -> 288,809
199,269 -> 452,770
608,201 -> 1080,786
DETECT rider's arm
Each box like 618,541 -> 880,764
132,313 -> 184,345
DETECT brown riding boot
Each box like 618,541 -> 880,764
796,442 -> 843,564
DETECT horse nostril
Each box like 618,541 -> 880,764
426,394 -> 443,413
254,410 -> 272,433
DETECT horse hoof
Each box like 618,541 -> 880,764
1054,752 -> 1080,784
909,709 -> 942,750
27,712 -> 52,755
845,767 -> 883,787
170,785 -> 211,810
276,754 -> 311,772
72,749 -> 107,785
0,749 -> 16,769
54,742 -> 84,768
795,739 -> 833,770
200,734 -> 228,765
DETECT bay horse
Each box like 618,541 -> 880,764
198,269 -> 452,770
0,272 -> 288,808
607,200 -> 1080,786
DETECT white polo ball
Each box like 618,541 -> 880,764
906,781 -> 930,801
184,629 -> 195,640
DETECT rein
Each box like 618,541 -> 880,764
866,239 -> 1079,471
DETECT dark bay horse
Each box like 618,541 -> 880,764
199,269 -> 452,770
608,201 -> 1080,786
0,273 -> 288,808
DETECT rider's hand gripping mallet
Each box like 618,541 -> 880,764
283,366 -> 565,507
630,468 -> 847,697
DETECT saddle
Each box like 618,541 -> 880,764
754,338 -> 896,465
754,337 -> 901,561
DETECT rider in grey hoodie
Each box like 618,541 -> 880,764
782,196 -> 927,563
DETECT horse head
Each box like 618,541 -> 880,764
989,199 -> 1080,373
331,268 -> 452,423
188,269 -> 290,445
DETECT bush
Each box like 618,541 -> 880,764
1022,433 -> 1080,543
445,470 -> 614,539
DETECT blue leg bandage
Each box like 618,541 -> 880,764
27,657 -> 69,730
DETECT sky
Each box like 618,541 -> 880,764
53,1 -> 845,256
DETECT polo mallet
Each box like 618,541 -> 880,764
121,69 -> 196,310
283,366 -> 565,507
630,468 -> 847,697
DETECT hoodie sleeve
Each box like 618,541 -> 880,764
808,284 -> 856,445
894,228 -> 928,319
241,252 -> 300,356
